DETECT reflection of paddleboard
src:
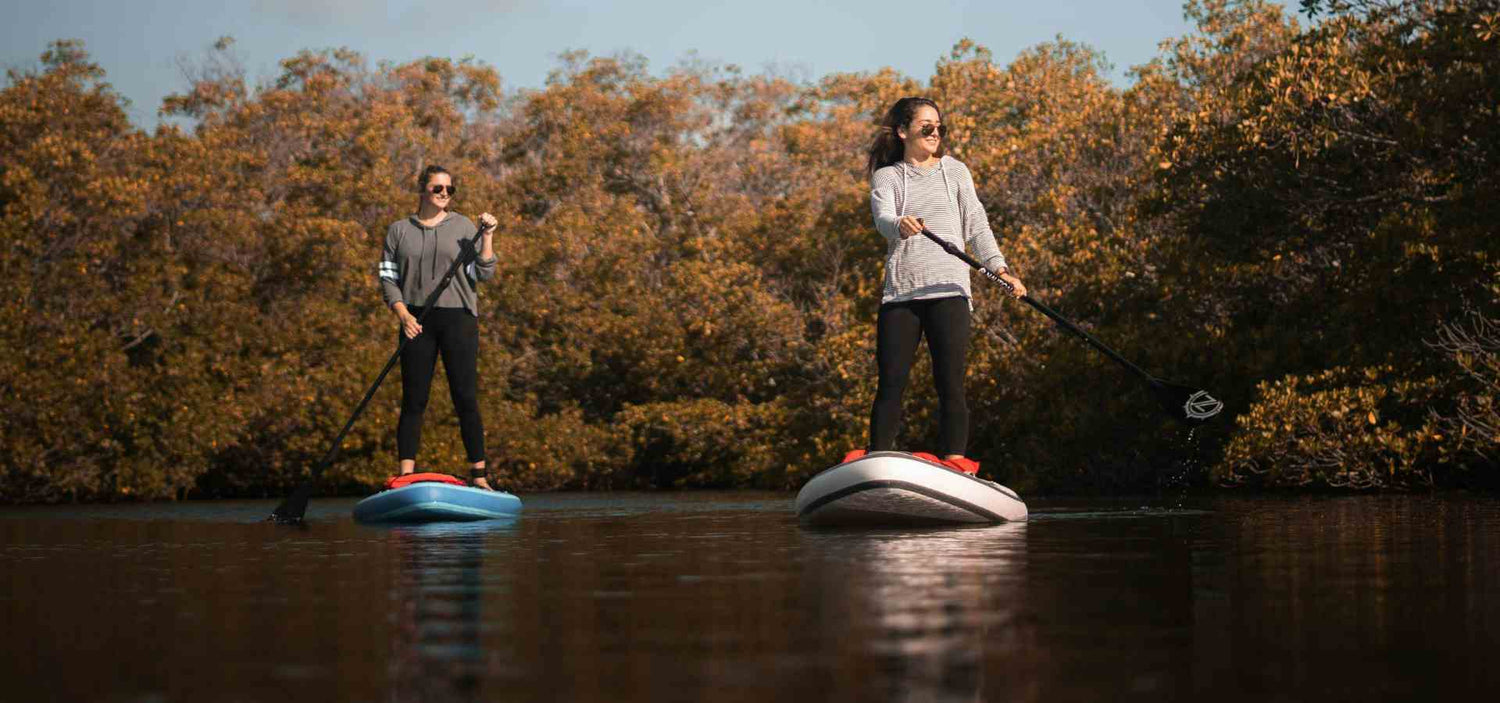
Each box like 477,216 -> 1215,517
795,451 -> 1028,526
353,477 -> 521,524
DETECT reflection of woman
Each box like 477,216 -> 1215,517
806,525 -> 1027,701
860,97 -> 1028,473
379,165 -> 499,489
388,526 -> 490,702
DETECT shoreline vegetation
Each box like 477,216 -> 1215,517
2,0 -> 1496,503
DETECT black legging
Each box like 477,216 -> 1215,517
869,296 -> 971,456
397,306 -> 485,463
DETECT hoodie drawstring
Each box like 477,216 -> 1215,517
898,158 -> 959,242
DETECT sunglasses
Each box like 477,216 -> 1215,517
914,123 -> 948,138
429,185 -> 456,196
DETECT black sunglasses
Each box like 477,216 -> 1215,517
915,123 -> 948,138
429,185 -> 456,196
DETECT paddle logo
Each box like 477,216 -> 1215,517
1183,391 -> 1224,420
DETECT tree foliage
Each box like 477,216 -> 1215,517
3,0 -> 1497,502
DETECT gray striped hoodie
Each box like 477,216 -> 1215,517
870,155 -> 1007,305
379,213 -> 496,316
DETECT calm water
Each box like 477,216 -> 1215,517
2,493 -> 1496,702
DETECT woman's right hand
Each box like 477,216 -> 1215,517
395,305 -> 422,339
897,216 -> 925,239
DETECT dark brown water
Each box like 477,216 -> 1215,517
1,493 -> 1496,702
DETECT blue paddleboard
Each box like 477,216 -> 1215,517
353,483 -> 522,524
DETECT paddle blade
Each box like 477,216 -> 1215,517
269,484 -> 313,524
1152,379 -> 1225,424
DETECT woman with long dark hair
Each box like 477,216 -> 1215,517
855,97 -> 1027,474
379,165 -> 500,489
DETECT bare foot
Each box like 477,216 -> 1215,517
470,477 -> 496,491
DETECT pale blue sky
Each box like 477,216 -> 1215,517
4,0 -> 1294,128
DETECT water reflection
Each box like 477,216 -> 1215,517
802,523 -> 1027,702
382,519 -> 516,703
2,495 -> 1497,702
1184,496 -> 1500,700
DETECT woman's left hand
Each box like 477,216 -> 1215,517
478,212 -> 498,234
996,271 -> 1027,298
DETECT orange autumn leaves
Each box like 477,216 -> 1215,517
2,1 -> 1497,502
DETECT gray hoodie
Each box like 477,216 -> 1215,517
379,213 -> 497,316
870,156 -> 1007,305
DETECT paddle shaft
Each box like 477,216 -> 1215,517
270,219 -> 493,523
917,228 -> 1159,385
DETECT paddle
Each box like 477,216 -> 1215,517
918,228 -> 1223,424
269,218 -> 495,524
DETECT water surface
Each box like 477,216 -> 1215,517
2,493 -> 1496,701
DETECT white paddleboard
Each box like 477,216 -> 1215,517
796,451 -> 1028,526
